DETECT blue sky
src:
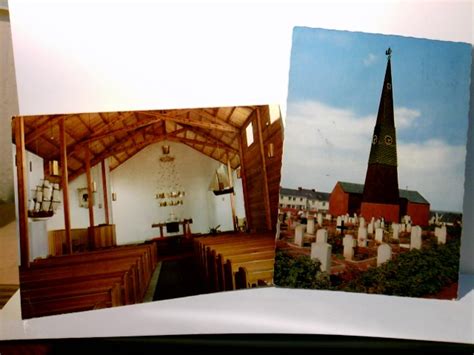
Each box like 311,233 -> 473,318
282,27 -> 472,212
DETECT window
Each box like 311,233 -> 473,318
300,198 -> 303,202
245,122 -> 254,146
268,104 -> 281,124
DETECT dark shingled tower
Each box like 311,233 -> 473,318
361,48 -> 400,222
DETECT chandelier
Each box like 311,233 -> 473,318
155,144 -> 185,207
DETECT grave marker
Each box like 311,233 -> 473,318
311,242 -> 332,272
316,229 -> 328,243
377,244 -> 392,266
343,234 -> 356,260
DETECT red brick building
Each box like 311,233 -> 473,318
329,181 -> 430,226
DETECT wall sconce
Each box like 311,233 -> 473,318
162,145 -> 170,155
267,143 -> 275,158
112,192 -> 117,201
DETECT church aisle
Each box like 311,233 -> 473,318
152,256 -> 203,301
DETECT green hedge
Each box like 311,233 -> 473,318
341,239 -> 460,297
274,250 -> 331,289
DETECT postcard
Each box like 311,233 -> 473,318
11,104 -> 282,319
274,27 -> 471,300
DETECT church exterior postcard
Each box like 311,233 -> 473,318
274,27 -> 471,300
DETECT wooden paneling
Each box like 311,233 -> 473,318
240,106 -> 284,232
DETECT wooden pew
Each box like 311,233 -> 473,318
236,260 -> 275,289
21,283 -> 122,318
30,245 -> 156,293
222,250 -> 275,290
205,239 -> 274,291
20,242 -> 158,319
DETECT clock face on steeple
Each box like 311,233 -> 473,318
372,134 -> 378,144
384,135 -> 393,145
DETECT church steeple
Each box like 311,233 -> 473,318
361,48 -> 400,221
367,48 -> 397,167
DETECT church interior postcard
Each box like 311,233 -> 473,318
11,104 -> 283,319
274,27 -> 471,300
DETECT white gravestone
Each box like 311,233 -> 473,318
294,224 -> 306,247
359,217 -> 365,228
374,219 -> 381,229
306,216 -> 315,235
377,244 -> 392,266
343,234 -> 356,260
357,226 -> 368,247
316,229 -> 328,243
311,242 -> 332,272
368,221 -> 374,235
336,216 -> 342,227
435,225 -> 447,244
317,213 -> 323,227
410,226 -> 422,250
392,223 -> 400,240
406,223 -> 412,233
325,214 -> 332,221
381,219 -> 385,229
400,223 -> 406,232
344,214 -> 349,225
375,228 -> 384,243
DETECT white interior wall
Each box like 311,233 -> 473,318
111,141 -> 245,245
47,164 -> 108,230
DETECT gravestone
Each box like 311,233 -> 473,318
336,216 -> 342,227
306,216 -> 315,234
374,219 -> 381,229
381,219 -> 385,229
357,226 -> 368,247
343,214 -> 348,225
316,228 -> 328,243
343,234 -> 356,260
406,223 -> 412,233
368,221 -> 374,235
359,217 -> 366,228
317,213 -> 323,227
377,244 -> 392,266
325,213 -> 332,221
311,242 -> 332,272
294,224 -> 306,247
375,228 -> 384,243
400,223 -> 406,232
435,225 -> 447,244
392,223 -> 400,240
410,226 -> 422,250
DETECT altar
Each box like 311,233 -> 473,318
151,218 -> 193,238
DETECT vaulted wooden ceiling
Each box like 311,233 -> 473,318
13,106 -> 260,181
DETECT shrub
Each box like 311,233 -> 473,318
341,239 -> 460,297
274,250 -> 331,289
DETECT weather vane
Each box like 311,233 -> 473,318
385,47 -> 392,60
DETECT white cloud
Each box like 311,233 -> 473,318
395,107 -> 421,129
363,53 -> 377,66
281,100 -> 465,211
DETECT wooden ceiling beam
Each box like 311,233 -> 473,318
69,133 -> 168,181
137,111 -> 239,133
181,125 -> 239,153
166,135 -> 236,153
71,117 -> 162,152
198,109 -> 240,130
24,115 -> 68,145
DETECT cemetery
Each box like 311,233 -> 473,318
275,210 -> 461,299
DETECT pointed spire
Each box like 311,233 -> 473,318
367,49 -> 397,167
